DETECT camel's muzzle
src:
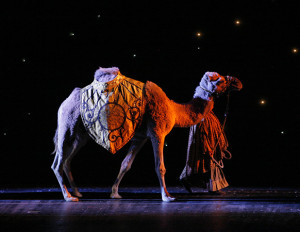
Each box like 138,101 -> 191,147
226,76 -> 243,91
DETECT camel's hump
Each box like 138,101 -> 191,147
145,81 -> 169,101
94,67 -> 119,82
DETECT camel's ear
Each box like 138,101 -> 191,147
205,72 -> 221,81
200,72 -> 221,88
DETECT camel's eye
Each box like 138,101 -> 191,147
217,80 -> 225,85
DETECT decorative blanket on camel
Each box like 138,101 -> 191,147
80,73 -> 145,154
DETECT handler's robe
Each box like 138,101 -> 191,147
180,111 -> 229,191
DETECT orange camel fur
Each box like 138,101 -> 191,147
52,68 -> 242,202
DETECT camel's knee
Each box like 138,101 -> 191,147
121,155 -> 134,172
120,162 -> 131,173
52,165 -> 62,175
156,166 -> 166,176
51,164 -> 56,173
51,160 -> 58,172
63,159 -> 71,171
51,154 -> 64,173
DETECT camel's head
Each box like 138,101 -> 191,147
199,72 -> 242,96
226,75 -> 243,92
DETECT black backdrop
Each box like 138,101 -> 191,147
1,1 -> 299,189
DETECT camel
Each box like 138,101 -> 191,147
51,67 -> 242,202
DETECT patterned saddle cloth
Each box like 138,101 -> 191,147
80,73 -> 145,154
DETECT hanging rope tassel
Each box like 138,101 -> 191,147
207,91 -> 232,168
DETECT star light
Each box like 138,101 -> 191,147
69,32 -> 75,36
260,99 -> 266,105
281,131 -> 285,135
292,48 -> 298,54
234,19 -> 241,25
133,54 -> 136,58
196,32 -> 202,37
22,58 -> 26,62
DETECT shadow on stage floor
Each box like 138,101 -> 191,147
1,187 -> 300,232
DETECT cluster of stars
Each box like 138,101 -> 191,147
195,18 -> 297,55
12,15 -> 297,142
16,12 -> 296,124
19,14 -> 297,66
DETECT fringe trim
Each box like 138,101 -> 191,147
207,166 -> 229,191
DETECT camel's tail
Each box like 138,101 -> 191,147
51,128 -> 58,155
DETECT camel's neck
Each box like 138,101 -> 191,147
193,85 -> 213,101
173,97 -> 214,127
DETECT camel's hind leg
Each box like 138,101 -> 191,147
63,139 -> 87,198
110,136 -> 147,199
52,133 -> 88,201
52,87 -> 86,202
51,149 -> 79,202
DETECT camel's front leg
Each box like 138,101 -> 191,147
152,136 -> 176,202
110,137 -> 147,199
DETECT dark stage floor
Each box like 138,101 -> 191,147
1,187 -> 300,232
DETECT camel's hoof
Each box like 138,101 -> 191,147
73,192 -> 83,198
162,195 -> 176,202
110,192 -> 122,199
64,196 -> 79,202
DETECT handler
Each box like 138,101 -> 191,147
179,111 -> 230,194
